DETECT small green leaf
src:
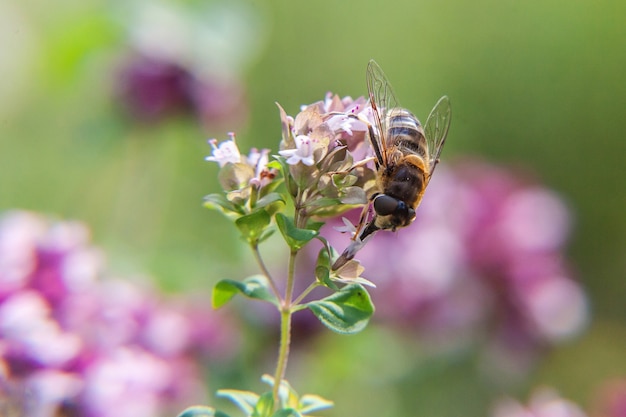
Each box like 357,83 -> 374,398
332,173 -> 357,187
306,284 -> 375,334
275,213 -> 318,250
252,392 -> 274,417
305,220 -> 325,233
255,192 -> 285,210
235,210 -> 271,244
261,375 -> 299,409
340,186 -> 367,205
204,193 -> 245,217
299,395 -> 334,414
314,265 -> 330,284
258,228 -> 276,244
216,389 -> 259,416
272,156 -> 298,198
176,406 -> 230,417
314,247 -> 337,290
305,197 -> 342,210
212,275 -> 278,308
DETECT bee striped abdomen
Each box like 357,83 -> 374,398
387,109 -> 427,158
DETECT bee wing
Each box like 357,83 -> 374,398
366,60 -> 400,167
424,95 -> 451,181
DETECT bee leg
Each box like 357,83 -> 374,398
351,200 -> 374,240
331,214 -> 380,271
325,156 -> 377,177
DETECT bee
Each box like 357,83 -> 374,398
332,60 -> 451,270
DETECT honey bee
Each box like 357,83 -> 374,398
332,60 -> 451,270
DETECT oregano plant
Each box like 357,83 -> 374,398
176,93 -> 382,417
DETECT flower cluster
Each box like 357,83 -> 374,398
0,211 -> 239,417
274,92 -> 377,219
204,93 -> 378,247
320,159 -> 588,371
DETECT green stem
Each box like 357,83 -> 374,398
272,193 -> 308,408
272,306 -> 292,407
251,243 -> 282,302
292,281 -> 320,306
273,247 -> 298,407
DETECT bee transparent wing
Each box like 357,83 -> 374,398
424,95 -> 451,181
366,60 -> 400,167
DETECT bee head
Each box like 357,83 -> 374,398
373,194 -> 416,226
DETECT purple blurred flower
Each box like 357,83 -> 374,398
116,52 -> 249,129
319,159 -> 588,366
115,0 -> 264,128
116,54 -> 194,122
0,210 -> 240,417
492,388 -> 587,417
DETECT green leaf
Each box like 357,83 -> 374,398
255,192 -> 285,210
235,210 -> 271,244
314,247 -> 337,290
260,375 -> 299,409
254,192 -> 285,218
299,395 -> 334,414
275,213 -> 318,250
258,228 -> 276,244
305,220 -> 325,233
216,389 -> 259,416
204,193 -> 245,217
306,284 -> 375,334
176,406 -> 230,417
252,392 -> 274,417
212,275 -> 278,308
272,156 -> 298,198
340,186 -> 367,205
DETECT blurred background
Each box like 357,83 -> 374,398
0,0 -> 624,416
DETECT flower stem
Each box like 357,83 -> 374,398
251,243 -> 282,302
273,247 -> 297,407
272,306 -> 292,407
292,281 -> 320,306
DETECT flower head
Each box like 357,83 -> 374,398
279,135 -> 317,166
205,132 -> 241,167
270,94 -> 377,217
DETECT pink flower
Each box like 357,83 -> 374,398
279,134 -> 317,166
205,132 -> 241,166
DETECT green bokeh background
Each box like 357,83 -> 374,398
0,0 -> 624,415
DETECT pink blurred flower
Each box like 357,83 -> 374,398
0,210 -> 241,417
492,388 -> 587,417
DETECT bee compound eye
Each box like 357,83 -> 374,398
373,194 -> 399,216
